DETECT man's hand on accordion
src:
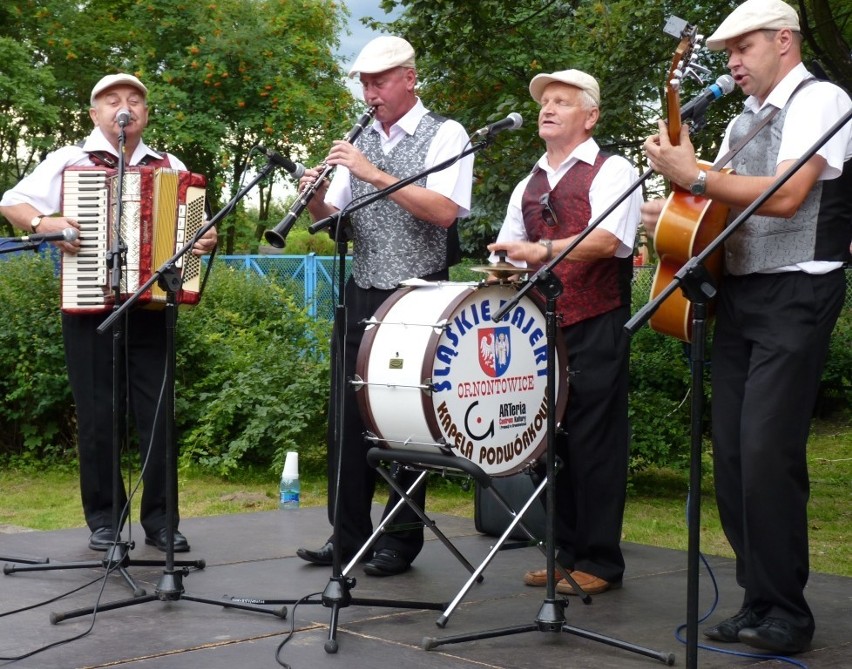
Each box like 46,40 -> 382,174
192,225 -> 217,256
38,216 -> 82,254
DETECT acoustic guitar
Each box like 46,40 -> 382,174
649,25 -> 729,342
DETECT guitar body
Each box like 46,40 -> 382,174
649,162 -> 729,341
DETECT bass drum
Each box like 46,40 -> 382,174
355,281 -> 568,477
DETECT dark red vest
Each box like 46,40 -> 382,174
522,154 -> 632,327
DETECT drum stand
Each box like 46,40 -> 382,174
221,235 -> 451,654
423,251 -> 674,665
364,447 -> 577,628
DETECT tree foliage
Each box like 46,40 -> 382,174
0,0 -> 355,252
367,0 -> 850,256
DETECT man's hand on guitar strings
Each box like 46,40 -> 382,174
644,120 -> 697,189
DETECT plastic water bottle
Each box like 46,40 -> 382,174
279,451 -> 300,509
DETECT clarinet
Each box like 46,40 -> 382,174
264,107 -> 377,248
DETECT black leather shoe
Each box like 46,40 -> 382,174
738,617 -> 812,655
145,528 -> 190,553
88,526 -> 119,551
296,541 -> 336,565
363,548 -> 410,577
703,606 -> 764,642
295,541 -> 368,565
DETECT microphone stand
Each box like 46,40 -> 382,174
38,157 -> 288,623
0,239 -> 48,253
424,166 -> 674,665
625,106 -> 852,669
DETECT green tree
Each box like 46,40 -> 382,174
0,0 -> 355,250
0,37 -> 60,205
367,0 -> 849,255
123,0 -> 356,252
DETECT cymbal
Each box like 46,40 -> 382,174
469,262 -> 530,279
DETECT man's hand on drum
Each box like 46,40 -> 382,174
488,239 -> 549,265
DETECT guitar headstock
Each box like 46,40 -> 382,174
662,17 -> 709,145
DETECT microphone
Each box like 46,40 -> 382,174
116,108 -> 131,127
20,228 -> 79,243
680,75 -> 735,121
257,146 -> 306,178
473,112 -> 523,137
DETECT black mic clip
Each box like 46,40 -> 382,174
308,212 -> 352,241
687,110 -> 709,135
256,146 -> 306,178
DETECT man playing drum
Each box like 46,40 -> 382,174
489,69 -> 641,595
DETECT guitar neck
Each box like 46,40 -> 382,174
666,91 -> 682,146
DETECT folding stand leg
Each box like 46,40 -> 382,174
368,461 -> 481,580
337,469 -> 430,575
421,263 -> 675,665
437,474 -> 580,628
365,448 -> 584,628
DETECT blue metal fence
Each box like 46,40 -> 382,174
212,253 -> 352,319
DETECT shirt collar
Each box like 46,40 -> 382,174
743,62 -> 811,113
369,97 -> 428,139
537,137 -> 600,174
82,126 -> 163,165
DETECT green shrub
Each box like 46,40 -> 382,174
2,252 -> 848,478
278,228 -> 339,256
0,253 -> 75,461
175,264 -> 331,477
817,303 -> 852,419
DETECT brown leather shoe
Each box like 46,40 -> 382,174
522,566 -> 571,587
556,570 -> 620,595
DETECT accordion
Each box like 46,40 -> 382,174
60,166 -> 207,313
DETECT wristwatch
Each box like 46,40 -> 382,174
689,170 -> 707,196
29,215 -> 44,233
538,239 -> 553,261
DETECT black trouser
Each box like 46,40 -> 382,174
542,306 -> 630,583
711,270 -> 845,633
326,273 -> 447,561
63,308 -> 175,536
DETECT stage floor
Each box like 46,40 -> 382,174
1,506 -> 849,668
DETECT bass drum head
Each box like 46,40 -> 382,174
356,282 -> 568,477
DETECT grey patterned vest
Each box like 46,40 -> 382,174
349,112 -> 456,289
724,80 -> 851,274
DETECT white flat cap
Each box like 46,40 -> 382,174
348,36 -> 416,78
90,73 -> 148,105
529,69 -> 600,106
706,0 -> 800,51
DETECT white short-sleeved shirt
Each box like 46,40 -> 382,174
491,137 -> 641,265
325,98 -> 473,218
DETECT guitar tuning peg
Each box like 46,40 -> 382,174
684,69 -> 706,84
689,61 -> 712,76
